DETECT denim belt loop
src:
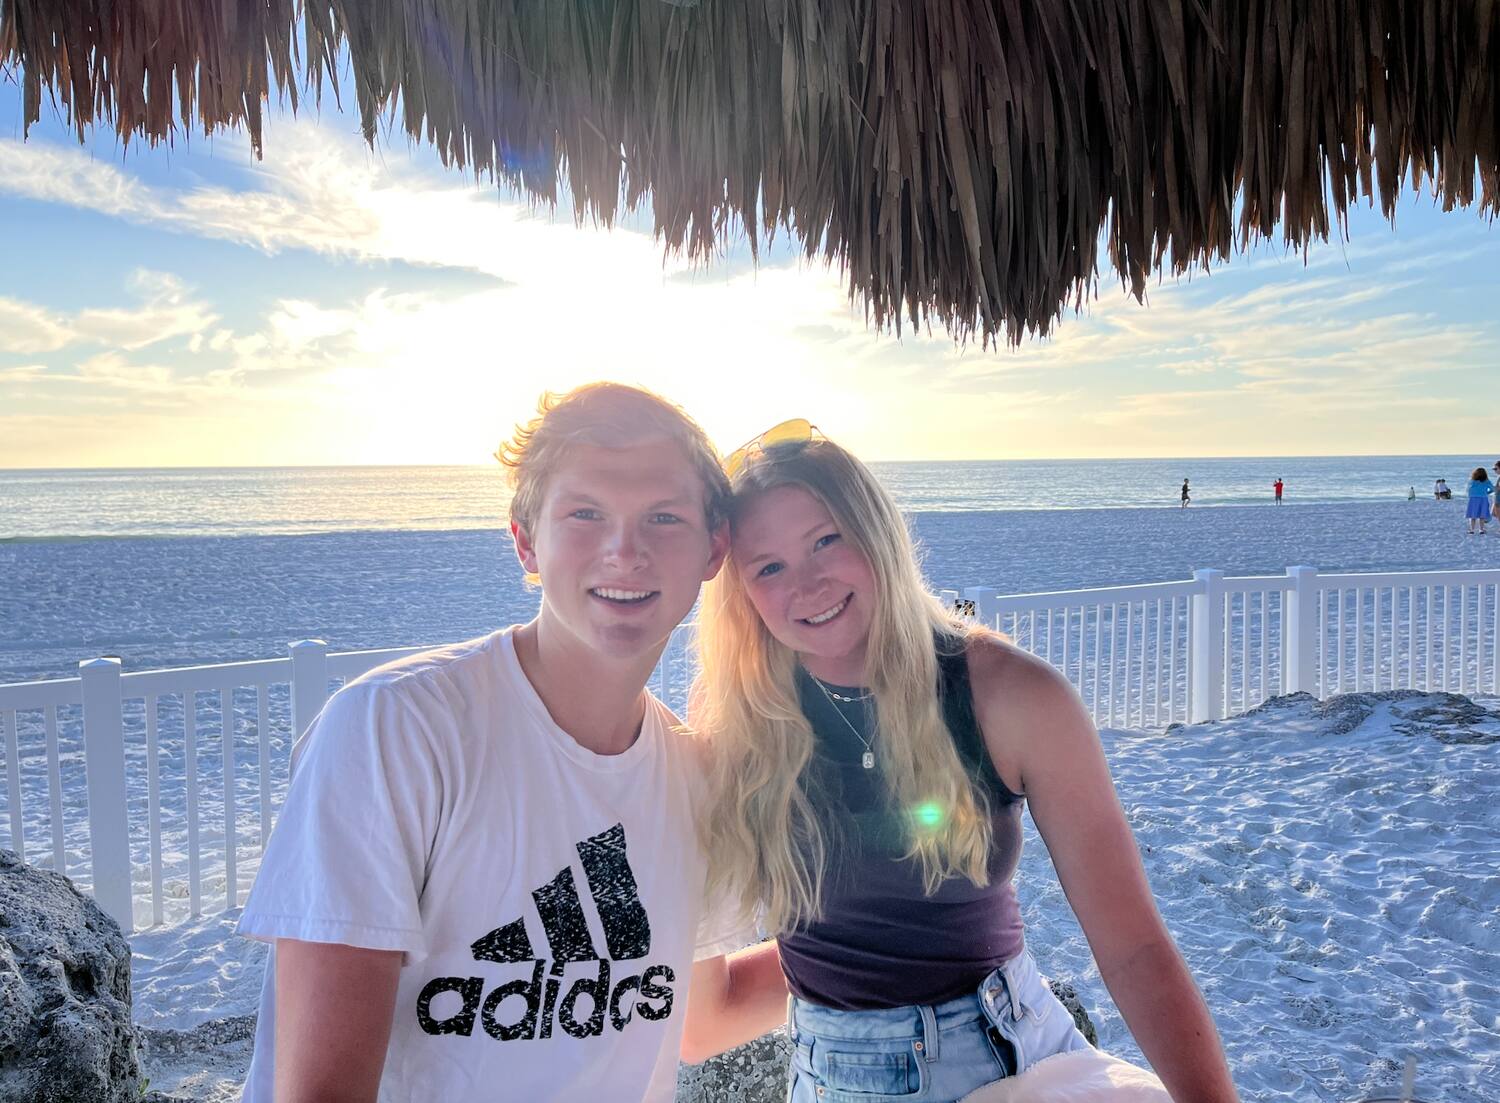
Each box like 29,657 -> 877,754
918,1002 -> 940,1062
996,961 -> 1025,1021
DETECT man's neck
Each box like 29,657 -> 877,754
512,618 -> 662,756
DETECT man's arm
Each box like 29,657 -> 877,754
273,940 -> 404,1103
680,941 -> 788,1064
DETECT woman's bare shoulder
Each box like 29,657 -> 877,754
963,628 -> 1075,711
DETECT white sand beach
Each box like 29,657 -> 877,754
8,497 -> 1500,686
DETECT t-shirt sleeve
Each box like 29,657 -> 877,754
237,677 -> 444,964
693,882 -> 761,961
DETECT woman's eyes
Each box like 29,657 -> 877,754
650,513 -> 684,525
754,534 -> 839,577
570,508 -> 603,521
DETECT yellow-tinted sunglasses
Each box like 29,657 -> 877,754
723,418 -> 818,480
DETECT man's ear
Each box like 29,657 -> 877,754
703,520 -> 731,581
512,519 -> 540,576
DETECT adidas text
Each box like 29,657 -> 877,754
416,960 -> 676,1041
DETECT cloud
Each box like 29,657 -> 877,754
0,299 -> 73,354
0,270 -> 216,356
0,351 -> 223,408
0,362 -> 56,383
73,271 -> 219,350
0,122 -> 672,288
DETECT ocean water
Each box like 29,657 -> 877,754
0,455 -> 1483,539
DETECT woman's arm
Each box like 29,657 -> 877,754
680,941 -> 789,1063
969,638 -> 1238,1103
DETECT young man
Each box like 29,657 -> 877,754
237,383 -> 776,1103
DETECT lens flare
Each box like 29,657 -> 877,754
912,801 -> 947,830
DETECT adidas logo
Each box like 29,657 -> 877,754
415,823 -> 677,1042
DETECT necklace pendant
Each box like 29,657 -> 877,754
862,751 -> 875,769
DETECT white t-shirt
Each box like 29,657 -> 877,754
238,628 -> 749,1103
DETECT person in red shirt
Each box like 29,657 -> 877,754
1273,478 -> 1284,504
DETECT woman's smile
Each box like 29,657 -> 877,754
799,594 -> 852,626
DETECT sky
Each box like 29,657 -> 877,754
1,65 -> 1498,467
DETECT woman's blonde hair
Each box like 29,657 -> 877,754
693,438 -> 993,935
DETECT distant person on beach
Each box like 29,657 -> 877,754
237,384 -> 768,1102
1409,486 -> 1417,501
1273,477 -> 1284,504
1435,478 -> 1452,499
1467,467 -> 1494,534
1180,478 -> 1191,507
683,428 -> 1236,1102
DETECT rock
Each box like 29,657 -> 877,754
136,1014 -> 257,1103
0,848 -> 140,1102
675,980 -> 1100,1101
138,1014 -> 257,1061
1046,979 -> 1099,1047
676,1028 -> 791,1103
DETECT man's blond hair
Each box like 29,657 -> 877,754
497,383 -> 731,542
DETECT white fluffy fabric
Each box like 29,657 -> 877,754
958,1049 -> 1172,1103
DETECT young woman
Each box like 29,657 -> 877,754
690,428 -> 1236,1103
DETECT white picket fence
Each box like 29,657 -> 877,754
4,564 -> 1500,933
0,629 -> 698,934
954,565 -> 1500,728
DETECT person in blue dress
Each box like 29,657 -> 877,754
1465,467 -> 1493,534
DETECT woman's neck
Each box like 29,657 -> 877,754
799,649 -> 870,688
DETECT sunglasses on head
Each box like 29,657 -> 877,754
723,418 -> 820,480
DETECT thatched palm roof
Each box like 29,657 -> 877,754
3,1 -> 1497,344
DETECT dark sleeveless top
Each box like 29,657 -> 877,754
777,644 -> 1026,1010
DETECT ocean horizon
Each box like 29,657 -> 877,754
2,454 -> 1491,540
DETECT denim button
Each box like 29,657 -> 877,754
914,1041 -> 924,1052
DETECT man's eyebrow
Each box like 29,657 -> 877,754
647,495 -> 697,510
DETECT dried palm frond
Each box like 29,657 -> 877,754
4,0 -> 1496,345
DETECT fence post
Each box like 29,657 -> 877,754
1284,566 -> 1319,696
289,640 -> 330,751
964,587 -> 1001,630
1190,570 -> 1225,723
79,657 -> 133,933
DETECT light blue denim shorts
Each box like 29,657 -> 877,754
787,949 -> 1093,1103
